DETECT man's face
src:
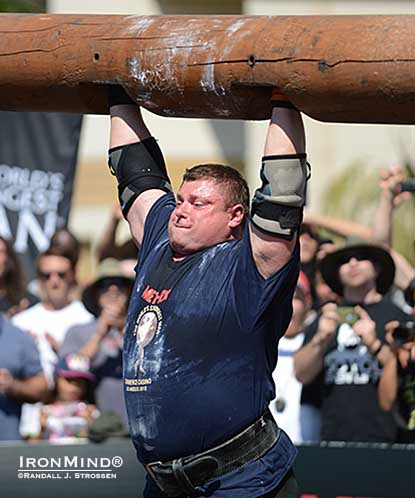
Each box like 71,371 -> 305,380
338,255 -> 378,291
97,282 -> 130,313
38,255 -> 74,309
168,179 -> 243,257
57,376 -> 88,402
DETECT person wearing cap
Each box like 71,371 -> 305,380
269,271 -> 315,444
40,354 -> 99,441
294,240 -> 411,443
59,258 -> 133,427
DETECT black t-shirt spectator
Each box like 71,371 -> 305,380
302,298 -> 410,443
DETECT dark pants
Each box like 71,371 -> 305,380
260,469 -> 299,498
143,468 -> 299,498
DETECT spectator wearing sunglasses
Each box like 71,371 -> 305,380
12,246 -> 93,438
295,240 -> 411,443
60,258 -> 133,427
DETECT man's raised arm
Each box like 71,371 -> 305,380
250,92 -> 308,279
109,88 -> 172,247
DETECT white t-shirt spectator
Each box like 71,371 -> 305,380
12,300 -> 93,437
270,333 -> 305,444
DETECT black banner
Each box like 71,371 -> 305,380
0,112 -> 83,280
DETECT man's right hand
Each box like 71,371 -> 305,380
294,302 -> 338,385
109,103 -> 167,248
96,301 -> 126,337
108,85 -> 136,109
312,303 -> 339,351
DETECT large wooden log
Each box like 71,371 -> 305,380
0,13 -> 414,123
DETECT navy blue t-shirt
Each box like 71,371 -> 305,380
124,193 -> 299,497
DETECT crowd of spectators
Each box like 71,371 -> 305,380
0,165 -> 413,447
0,214 -> 134,442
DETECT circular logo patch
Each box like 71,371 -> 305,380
133,305 -> 162,374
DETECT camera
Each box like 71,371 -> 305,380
392,321 -> 415,345
399,178 -> 415,193
337,306 -> 359,326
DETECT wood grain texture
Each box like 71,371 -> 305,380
0,14 -> 414,123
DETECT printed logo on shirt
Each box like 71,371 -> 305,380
133,305 -> 163,376
141,285 -> 171,305
324,323 -> 382,386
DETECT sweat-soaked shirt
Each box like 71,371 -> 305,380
124,193 -> 299,497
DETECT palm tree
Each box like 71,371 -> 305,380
0,1 -> 45,13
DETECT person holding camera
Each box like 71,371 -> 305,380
294,240 -> 411,443
378,320 -> 415,443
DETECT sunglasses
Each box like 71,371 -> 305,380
342,254 -> 372,264
38,270 -> 69,281
96,277 -> 130,290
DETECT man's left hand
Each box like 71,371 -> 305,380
380,165 -> 412,207
353,306 -> 377,349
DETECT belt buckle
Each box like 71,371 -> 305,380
146,460 -> 198,497
146,461 -> 163,483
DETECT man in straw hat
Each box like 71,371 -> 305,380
106,84 -> 310,498
60,258 -> 133,427
295,240 -> 411,443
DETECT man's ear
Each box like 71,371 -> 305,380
228,204 -> 245,228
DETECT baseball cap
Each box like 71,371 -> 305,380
56,354 -> 96,382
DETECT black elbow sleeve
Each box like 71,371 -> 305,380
108,138 -> 172,218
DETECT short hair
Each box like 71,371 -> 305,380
182,163 -> 250,217
49,228 -> 80,266
36,245 -> 76,274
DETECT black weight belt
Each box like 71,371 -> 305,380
146,409 -> 280,497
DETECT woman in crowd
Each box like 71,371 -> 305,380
0,236 -> 37,317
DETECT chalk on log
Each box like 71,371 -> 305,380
0,14 -> 414,124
